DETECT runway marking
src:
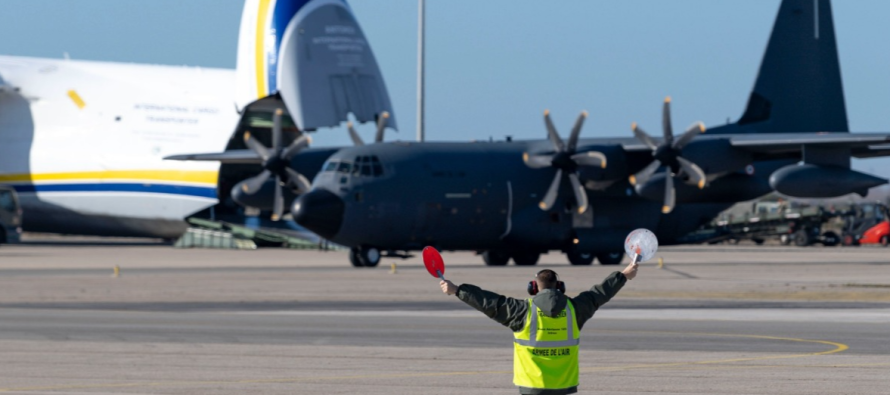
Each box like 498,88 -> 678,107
0,331 -> 849,392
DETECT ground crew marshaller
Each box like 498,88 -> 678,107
439,259 -> 638,394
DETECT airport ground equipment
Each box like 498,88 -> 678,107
680,204 -> 840,247
841,203 -> 890,246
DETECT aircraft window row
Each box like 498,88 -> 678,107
322,156 -> 383,177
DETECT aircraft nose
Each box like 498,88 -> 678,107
292,189 -> 344,240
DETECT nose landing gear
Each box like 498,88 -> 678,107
349,246 -> 381,267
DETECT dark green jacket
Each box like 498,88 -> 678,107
456,271 -> 627,395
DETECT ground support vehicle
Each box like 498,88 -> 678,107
841,203 -> 890,247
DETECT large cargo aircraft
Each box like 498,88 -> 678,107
0,0 -> 394,238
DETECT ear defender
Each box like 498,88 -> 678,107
527,280 -> 539,295
528,270 -> 566,295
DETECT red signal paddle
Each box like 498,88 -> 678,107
422,246 -> 446,281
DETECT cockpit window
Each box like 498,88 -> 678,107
322,156 -> 383,177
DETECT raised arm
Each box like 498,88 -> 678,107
571,260 -> 638,328
441,280 -> 528,332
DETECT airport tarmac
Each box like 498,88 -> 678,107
0,243 -> 888,394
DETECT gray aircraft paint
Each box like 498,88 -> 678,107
278,0 -> 396,131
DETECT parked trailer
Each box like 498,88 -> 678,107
679,203 -> 841,246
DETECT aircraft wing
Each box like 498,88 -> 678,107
164,149 -> 261,164
728,132 -> 890,156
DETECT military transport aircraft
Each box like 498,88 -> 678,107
172,0 -> 890,267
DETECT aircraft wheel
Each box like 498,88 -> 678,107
793,230 -> 812,247
566,250 -> 594,266
482,250 -> 510,266
511,251 -> 540,266
350,246 -> 381,267
881,235 -> 889,247
348,248 -> 364,267
821,231 -> 840,247
596,251 -> 624,265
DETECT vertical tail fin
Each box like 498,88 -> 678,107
737,0 -> 847,132
235,0 -> 396,131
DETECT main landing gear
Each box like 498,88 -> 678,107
567,250 -> 624,266
482,250 -> 541,266
349,246 -> 381,267
479,250 -> 624,266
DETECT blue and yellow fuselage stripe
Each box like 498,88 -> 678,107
0,170 -> 218,199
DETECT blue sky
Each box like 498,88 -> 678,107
1,0 -> 889,176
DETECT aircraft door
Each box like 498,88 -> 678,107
411,165 -> 507,249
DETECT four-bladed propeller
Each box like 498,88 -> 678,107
629,97 -> 706,214
347,111 -> 390,146
523,110 -> 607,214
240,108 -> 313,221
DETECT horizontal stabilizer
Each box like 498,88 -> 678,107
165,149 -> 261,164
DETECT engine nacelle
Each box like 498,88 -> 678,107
769,164 -> 887,198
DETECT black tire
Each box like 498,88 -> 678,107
596,251 -> 624,265
350,246 -> 381,267
753,238 -> 765,245
511,251 -> 540,266
843,234 -> 858,246
482,250 -> 510,266
348,248 -> 364,267
793,229 -> 812,247
821,231 -> 840,247
881,235 -> 889,247
0,227 -> 6,244
566,250 -> 594,266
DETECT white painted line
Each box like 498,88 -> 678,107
223,308 -> 890,323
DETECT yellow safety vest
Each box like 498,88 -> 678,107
513,299 -> 580,390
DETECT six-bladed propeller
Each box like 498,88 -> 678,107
347,111 -> 390,146
628,97 -> 707,214
239,108 -> 313,221
523,110 -> 607,214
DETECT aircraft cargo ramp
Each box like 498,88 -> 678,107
175,217 -> 339,250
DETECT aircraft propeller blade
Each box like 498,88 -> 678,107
543,110 -> 565,152
662,171 -> 676,214
673,122 -> 705,150
285,167 -> 312,194
568,173 -> 589,214
374,111 -> 390,143
271,179 -> 284,221
632,123 -> 658,150
347,121 -> 365,146
570,151 -> 607,168
566,111 -> 588,153
272,108 -> 284,151
539,169 -> 563,211
629,160 -> 662,186
243,131 -> 271,161
523,152 -> 554,169
241,170 -> 272,195
662,97 -> 673,145
281,134 -> 312,160
677,156 -> 707,189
